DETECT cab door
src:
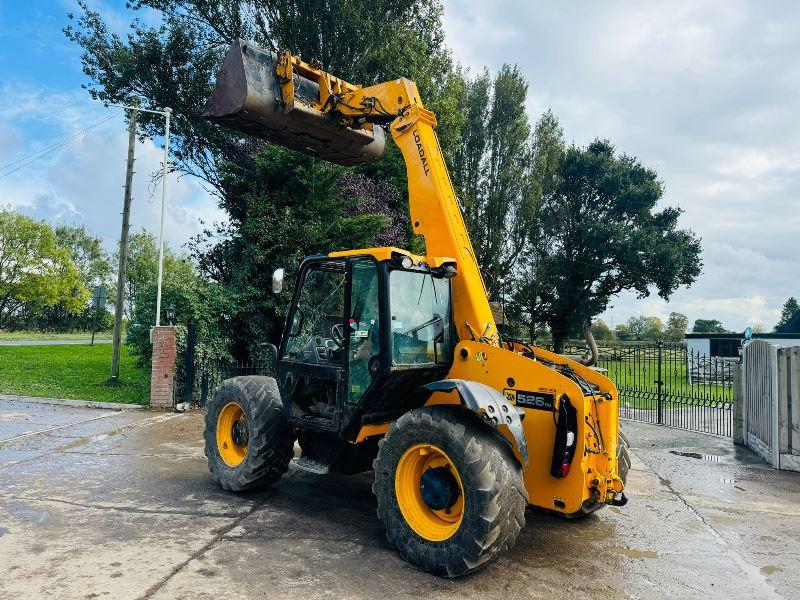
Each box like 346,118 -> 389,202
277,259 -> 347,431
345,258 -> 382,407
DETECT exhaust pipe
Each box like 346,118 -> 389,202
204,40 -> 386,166
580,319 -> 598,367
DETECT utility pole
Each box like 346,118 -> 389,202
110,107 -> 138,382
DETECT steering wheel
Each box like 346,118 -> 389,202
330,323 -> 345,348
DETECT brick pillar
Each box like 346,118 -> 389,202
150,326 -> 177,408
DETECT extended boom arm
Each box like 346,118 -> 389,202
205,41 -> 498,344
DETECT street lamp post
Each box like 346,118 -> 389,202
152,108 -> 172,327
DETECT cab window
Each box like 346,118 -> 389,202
284,262 -> 346,364
389,270 -> 453,366
347,259 -> 381,404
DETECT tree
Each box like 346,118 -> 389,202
55,225 -> 113,290
124,230 -> 196,321
65,0 -> 455,196
521,136 -> 702,351
626,315 -> 664,341
692,319 -> 728,333
775,297 -> 799,331
665,312 -> 689,341
0,209 -> 88,328
591,319 -> 615,341
614,323 -> 632,341
16,224 -> 114,332
507,111 -> 564,340
451,65 -> 535,299
125,231 -> 212,366
66,0 -> 458,359
189,147 -> 393,357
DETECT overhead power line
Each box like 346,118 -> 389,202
0,110 -> 123,180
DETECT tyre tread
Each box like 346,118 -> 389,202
373,406 -> 526,577
204,376 -> 294,492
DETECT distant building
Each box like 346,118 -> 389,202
687,328 -> 800,359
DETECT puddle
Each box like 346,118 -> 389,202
59,433 -> 109,451
6,501 -> 48,524
718,478 -> 746,491
58,427 -> 125,451
669,451 -> 721,462
761,565 -> 781,575
610,547 -> 659,559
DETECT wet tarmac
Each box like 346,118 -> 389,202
1,398 -> 798,599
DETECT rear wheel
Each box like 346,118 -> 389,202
373,407 -> 527,577
204,376 -> 295,491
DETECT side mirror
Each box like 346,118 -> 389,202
272,268 -> 285,294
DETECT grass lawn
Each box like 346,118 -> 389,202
0,344 -> 149,404
0,331 -> 113,342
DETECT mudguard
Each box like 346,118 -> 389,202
422,379 -> 528,467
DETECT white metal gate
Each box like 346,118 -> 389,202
741,340 -> 800,471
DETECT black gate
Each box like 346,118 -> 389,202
180,325 -> 277,407
555,340 -> 735,437
182,331 -> 735,436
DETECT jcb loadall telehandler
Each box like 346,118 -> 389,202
203,40 -> 629,577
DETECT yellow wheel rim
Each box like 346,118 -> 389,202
216,402 -> 248,467
395,444 -> 465,542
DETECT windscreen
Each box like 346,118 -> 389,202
389,270 -> 453,366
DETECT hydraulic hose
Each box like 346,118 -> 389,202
580,319 -> 598,367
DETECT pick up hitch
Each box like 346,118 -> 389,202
610,491 -> 628,507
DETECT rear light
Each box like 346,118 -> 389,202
550,395 -> 578,479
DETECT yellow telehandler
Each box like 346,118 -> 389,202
203,40 -> 628,577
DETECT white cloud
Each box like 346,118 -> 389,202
442,0 -> 800,332
0,83 -> 224,256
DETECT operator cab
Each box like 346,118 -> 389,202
276,250 -> 456,438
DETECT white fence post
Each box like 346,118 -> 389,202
770,344 -> 780,468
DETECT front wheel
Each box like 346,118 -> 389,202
373,407 -> 527,577
204,376 -> 295,491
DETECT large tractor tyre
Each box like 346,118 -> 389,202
204,376 -> 295,492
618,429 -> 631,485
373,406 -> 527,577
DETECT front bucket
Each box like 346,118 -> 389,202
204,40 -> 386,166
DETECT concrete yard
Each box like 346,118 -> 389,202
1,398 -> 798,599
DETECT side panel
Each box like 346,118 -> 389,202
428,340 -> 622,515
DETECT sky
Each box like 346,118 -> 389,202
1,1 -> 798,332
